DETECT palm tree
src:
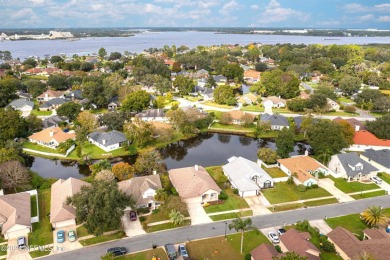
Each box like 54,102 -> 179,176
318,149 -> 332,165
228,217 -> 256,254
361,206 -> 389,227
169,209 -> 185,226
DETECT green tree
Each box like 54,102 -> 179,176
25,114 -> 42,134
154,188 -> 168,203
47,74 -> 69,91
213,85 -> 236,105
98,47 -> 107,60
154,96 -> 166,109
100,111 -> 126,131
222,63 -> 244,82
361,206 -> 389,227
173,75 -> 195,96
135,149 -> 165,175
228,217 -> 256,254
261,69 -> 300,99
0,76 -> 19,107
68,180 -> 133,236
257,148 -> 279,164
339,75 -> 361,96
205,75 -> 216,88
276,128 -> 295,158
23,79 -> 46,98
366,114 -> 390,139
169,209 -> 185,226
76,111 -> 98,134
57,102 -> 82,121
124,121 -> 154,147
122,90 -> 150,112
111,162 -> 135,181
0,108 -> 28,142
90,160 -> 111,176
255,62 -> 268,72
275,251 -> 308,260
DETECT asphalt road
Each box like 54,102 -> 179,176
43,196 -> 390,260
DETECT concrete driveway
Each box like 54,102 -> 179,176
244,196 -> 271,215
121,212 -> 146,237
378,180 -> 390,193
50,225 -> 82,255
309,220 -> 333,235
7,236 -> 32,260
318,178 -> 354,202
186,202 -> 212,225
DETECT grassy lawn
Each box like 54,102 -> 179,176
205,110 -> 223,120
184,95 -> 202,102
338,97 -> 354,103
117,248 -> 168,260
350,190 -> 387,200
31,109 -> 53,116
228,230 -> 270,255
23,142 -> 62,154
76,225 -> 90,238
379,173 -> 390,185
67,143 -> 130,159
29,189 -> 53,246
0,248 -> 7,257
79,231 -> 125,246
204,189 -> 249,213
269,203 -> 304,212
203,101 -> 233,109
210,211 -> 253,221
325,213 -> 368,240
262,182 -> 332,204
329,176 -> 379,193
241,106 -> 295,114
303,198 -> 338,207
145,196 -> 189,224
210,123 -> 256,133
146,220 -> 191,233
324,111 -> 359,116
31,195 -> 38,217
90,108 -> 108,114
29,247 -> 53,258
261,166 -> 287,178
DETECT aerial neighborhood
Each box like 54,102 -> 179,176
1,41 -> 390,260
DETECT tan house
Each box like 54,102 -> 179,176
118,174 -> 162,209
50,178 -> 90,228
0,192 -> 31,239
237,93 -> 258,105
29,127 -> 76,148
227,110 -> 255,125
328,227 -> 390,260
37,89 -> 64,102
279,229 -> 321,259
244,70 -> 261,83
169,165 -> 221,204
262,96 -> 286,108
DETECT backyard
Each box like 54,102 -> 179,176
23,142 -> 62,154
209,122 -> 256,133
261,166 -> 288,178
262,182 -> 333,204
28,189 -> 53,245
329,176 -> 380,194
30,194 -> 38,217
67,142 -> 132,159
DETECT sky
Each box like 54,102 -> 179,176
0,0 -> 390,29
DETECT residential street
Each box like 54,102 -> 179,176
43,195 -> 390,260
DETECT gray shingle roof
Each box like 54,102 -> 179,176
42,115 -> 69,128
88,130 -> 127,147
260,113 -> 289,127
135,109 -> 165,118
362,149 -> 390,168
7,99 -> 34,109
335,152 -> 378,177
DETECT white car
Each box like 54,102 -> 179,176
268,231 -> 280,244
370,176 -> 382,184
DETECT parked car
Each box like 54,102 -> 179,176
68,230 -> 77,242
370,176 -> 382,184
178,244 -> 189,257
268,231 -> 280,244
107,247 -> 127,256
277,228 -> 286,236
17,236 -> 27,249
129,210 -> 137,221
164,243 -> 177,260
56,230 -> 65,243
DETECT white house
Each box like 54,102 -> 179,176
326,98 -> 340,111
262,96 -> 286,108
87,130 -> 129,152
28,127 -> 75,148
222,156 -> 273,197
360,149 -> 390,174
37,90 -> 64,102
6,99 -> 34,117
135,109 -> 168,123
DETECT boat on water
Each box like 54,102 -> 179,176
323,38 -> 341,41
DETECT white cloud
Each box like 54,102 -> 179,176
219,0 -> 240,15
378,16 -> 390,22
316,20 -> 340,27
257,0 -> 309,24
358,14 -> 374,22
344,3 -> 366,13
251,5 -> 259,10
344,2 -> 390,13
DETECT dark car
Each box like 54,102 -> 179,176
129,211 -> 137,221
107,247 -> 127,256
164,243 -> 177,260
277,228 -> 286,236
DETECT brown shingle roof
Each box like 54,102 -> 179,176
169,166 -> 221,199
37,89 -> 63,99
118,175 -> 162,207
277,156 -> 322,183
364,228 -> 389,239
50,178 -> 90,224
251,244 -> 280,260
29,127 -> 75,144
244,70 -> 261,80
0,192 -> 31,235
280,229 -> 320,259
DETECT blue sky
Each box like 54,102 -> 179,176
0,0 -> 390,29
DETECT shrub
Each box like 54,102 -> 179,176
296,220 -> 309,231
311,184 -> 319,189
245,253 -> 251,260
136,208 -> 150,215
208,200 -> 224,205
232,188 -> 239,195
308,226 -> 320,237
152,209 -> 160,214
275,245 -> 282,253
218,175 -> 228,184
377,172 -> 383,177
139,216 -> 146,222
321,240 -> 336,252
218,190 -> 229,200
344,105 -> 356,113
203,202 -> 210,207
287,176 -> 294,185
30,172 -> 57,190
296,184 -> 307,192
170,187 -> 178,196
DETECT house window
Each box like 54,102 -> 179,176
355,166 -> 362,171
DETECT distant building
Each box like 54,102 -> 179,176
6,99 -> 34,117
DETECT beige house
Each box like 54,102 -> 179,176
118,174 -> 162,209
29,127 -> 76,148
50,178 -> 90,228
0,192 -> 31,239
169,165 -> 221,204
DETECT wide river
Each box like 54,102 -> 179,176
30,133 -> 310,179
2,31 -> 390,60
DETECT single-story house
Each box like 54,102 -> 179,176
0,192 -> 31,239
87,130 -> 128,152
168,165 -> 221,204
350,130 -> 390,151
328,227 -> 390,260
37,89 -> 64,102
17,92 -> 33,100
6,99 -> 34,117
42,115 -> 69,128
237,93 -> 258,105
135,109 -> 168,123
251,244 -> 280,260
222,156 -> 273,197
213,75 -> 227,86
64,90 -> 83,101
328,152 -> 378,181
326,98 -> 340,111
108,97 -> 120,110
279,229 -> 320,259
50,178 -> 90,228
277,156 -> 328,186
333,117 -> 367,132
39,98 -> 67,111
118,174 -> 162,210
227,110 -> 255,125
243,70 -> 261,83
360,149 -> 390,173
195,69 -> 209,79
260,113 -> 289,130
29,127 -> 76,148
262,96 -> 286,108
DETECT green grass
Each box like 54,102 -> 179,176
23,142 -> 62,154
350,190 -> 387,200
228,230 -> 271,255
184,95 -> 202,102
204,189 -> 249,213
329,176 -> 380,193
29,189 -> 53,245
29,247 -> 53,258
90,108 -> 108,114
261,166 -> 288,178
31,109 -> 53,116
205,110 -> 223,120
79,231 -> 126,246
67,142 -> 130,159
210,211 -> 253,221
31,195 -> 38,217
145,196 -> 189,224
206,166 -> 226,185
0,248 -> 7,256
303,198 -> 338,207
76,225 -> 90,238
209,123 -> 256,133
379,173 -> 390,185
146,220 -> 190,233
269,203 -> 304,212
262,182 -> 332,204
324,111 -> 359,116
203,101 -> 233,109
241,106 -> 295,114
338,97 -> 354,104
325,213 -> 368,240
116,248 -> 168,260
